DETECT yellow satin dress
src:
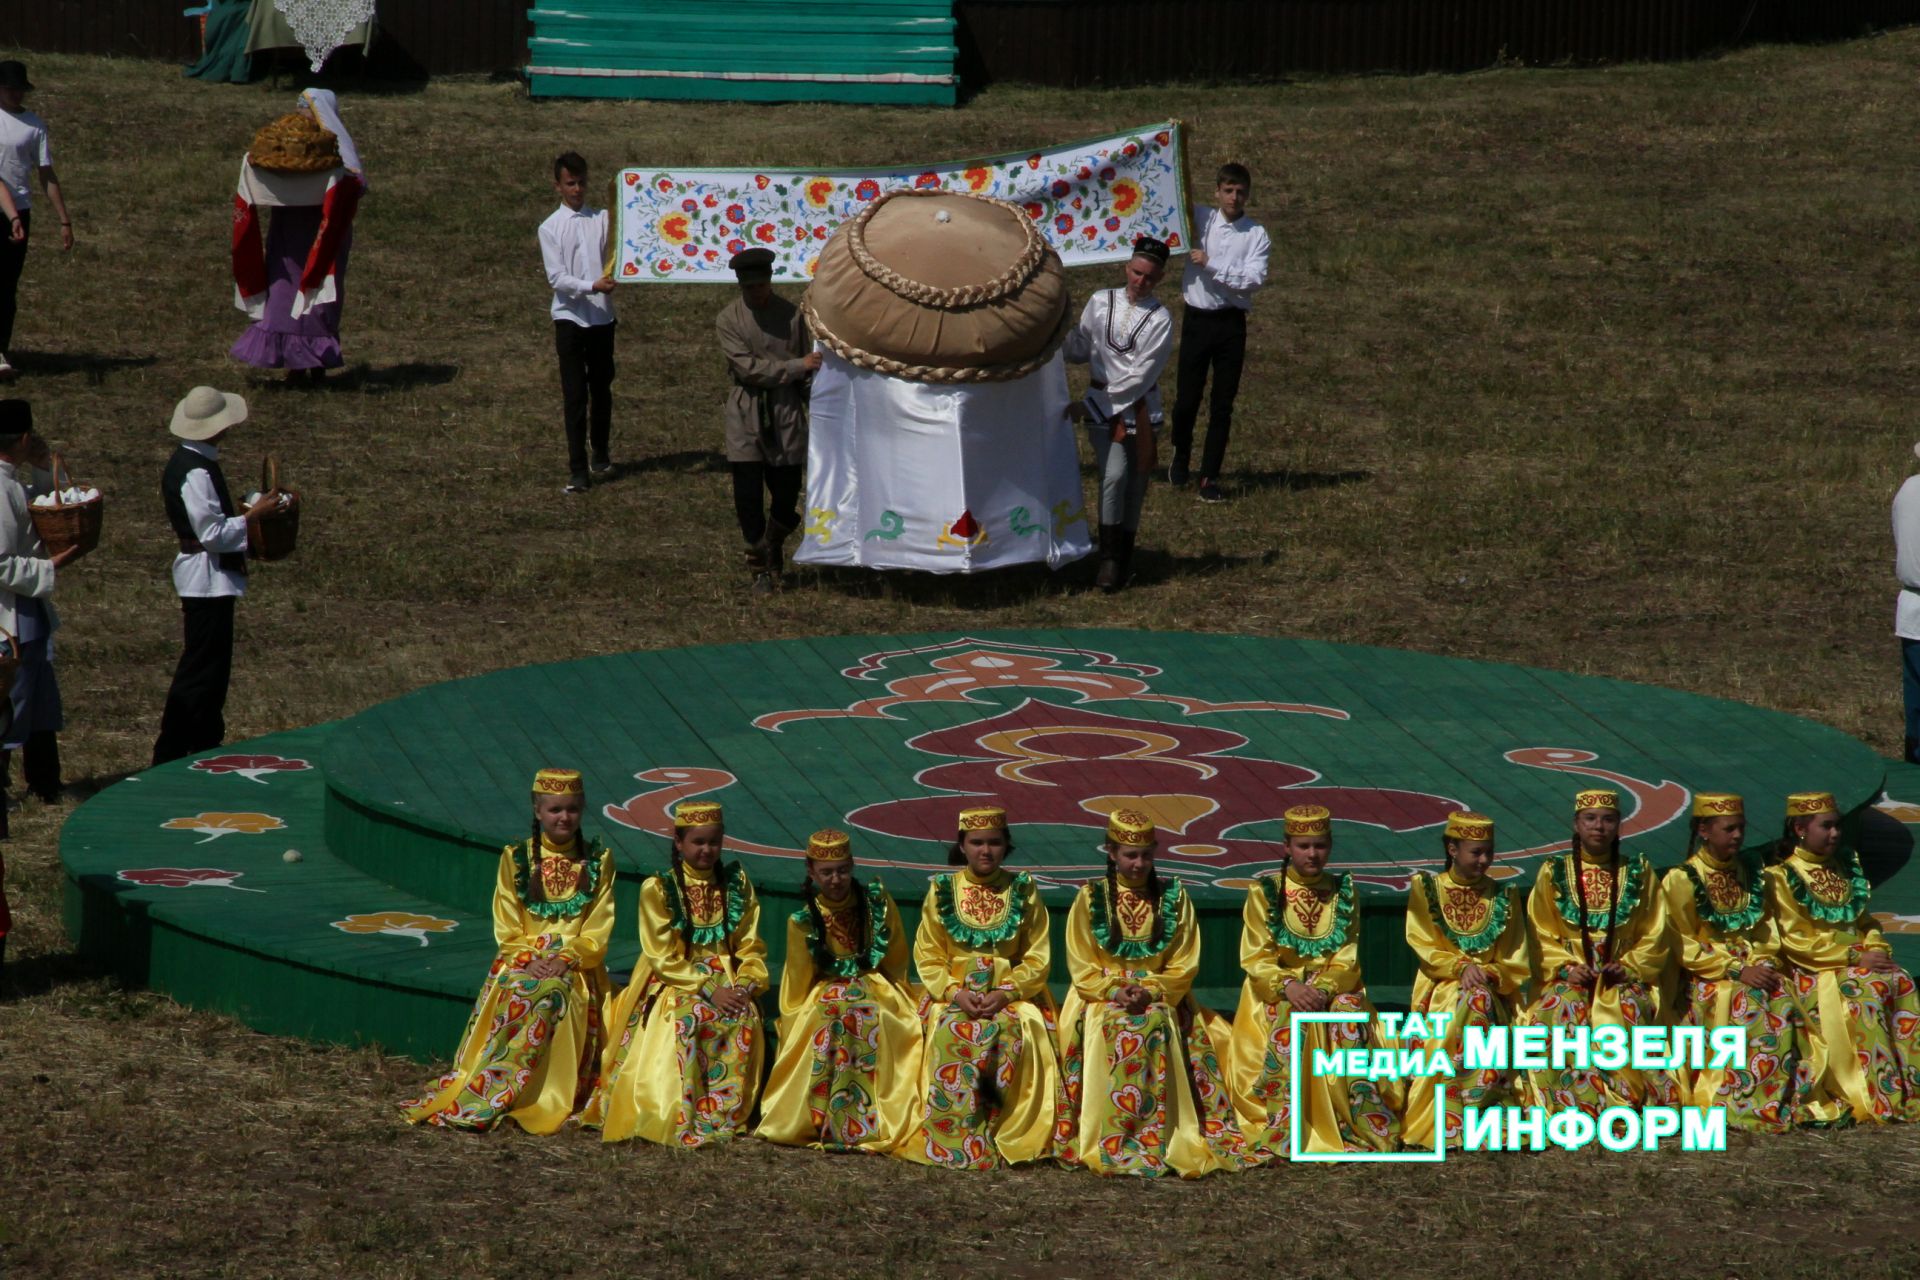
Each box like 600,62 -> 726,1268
1400,868 -> 1528,1148
1226,870 -> 1401,1155
1517,851 -> 1680,1111
588,861 -> 770,1146
403,838 -> 615,1133
1056,875 -> 1254,1176
1764,847 -> 1920,1124
898,867 -> 1063,1169
1660,852 -> 1809,1130
755,882 -> 925,1153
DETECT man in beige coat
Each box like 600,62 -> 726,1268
716,247 -> 818,591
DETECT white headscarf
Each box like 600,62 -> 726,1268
300,88 -> 365,188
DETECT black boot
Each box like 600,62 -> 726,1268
1095,524 -> 1123,593
1115,527 -> 1137,589
24,731 -> 59,804
764,518 -> 797,583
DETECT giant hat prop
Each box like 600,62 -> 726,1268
804,189 -> 1070,384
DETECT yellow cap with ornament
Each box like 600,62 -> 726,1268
1444,811 -> 1494,841
1574,789 -> 1619,813
532,768 -> 583,797
1105,808 -> 1156,847
1690,792 -> 1743,819
1283,804 -> 1332,837
807,828 -> 852,862
958,805 -> 1008,832
672,799 -> 724,828
1784,791 -> 1838,818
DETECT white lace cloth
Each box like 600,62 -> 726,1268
273,0 -> 378,72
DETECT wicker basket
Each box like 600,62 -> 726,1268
248,455 -> 301,562
248,113 -> 341,175
29,453 -> 103,561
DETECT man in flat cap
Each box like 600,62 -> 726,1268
152,387 -> 280,765
1064,236 -> 1173,593
0,61 -> 76,381
716,246 -> 818,591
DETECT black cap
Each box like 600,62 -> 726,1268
0,399 -> 31,438
1130,236 -> 1170,267
0,62 -> 33,93
729,247 -> 777,283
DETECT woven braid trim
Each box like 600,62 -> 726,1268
804,294 -> 1072,385
847,189 -> 1049,308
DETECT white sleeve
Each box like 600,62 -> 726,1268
183,470 -> 249,553
0,491 -> 52,600
1212,224 -> 1270,294
540,220 -> 596,299
35,126 -> 51,170
1062,302 -> 1094,365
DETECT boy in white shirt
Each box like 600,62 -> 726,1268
0,61 -> 76,381
1169,163 -> 1269,503
537,152 -> 616,495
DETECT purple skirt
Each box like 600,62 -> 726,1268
230,204 -> 350,370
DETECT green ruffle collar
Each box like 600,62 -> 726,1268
1419,871 -> 1511,954
935,870 -> 1032,948
659,861 -> 750,944
510,839 -> 604,921
1087,876 -> 1185,960
1785,848 -> 1871,925
793,881 -> 892,978
1262,871 -> 1355,960
1679,851 -> 1767,934
1549,851 -> 1648,929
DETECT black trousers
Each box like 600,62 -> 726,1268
0,208 -> 28,353
1169,305 -> 1248,481
0,734 -> 61,803
152,596 -> 236,766
555,319 -> 616,480
731,462 -> 802,547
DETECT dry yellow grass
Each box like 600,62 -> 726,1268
3,31 -> 1920,1277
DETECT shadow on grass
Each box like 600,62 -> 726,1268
1225,468 -> 1375,496
0,946 -> 106,1003
802,560 -> 1072,607
7,350 -> 159,386
61,768 -> 141,805
1132,548 -> 1271,586
250,363 -> 462,395
1859,805 -> 1913,888
624,448 -> 728,475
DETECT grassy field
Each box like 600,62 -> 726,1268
4,30 -> 1920,1278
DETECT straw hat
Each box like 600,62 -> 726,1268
170,386 -> 248,441
804,189 -> 1070,384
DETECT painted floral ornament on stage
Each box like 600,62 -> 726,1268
189,753 -> 313,784
160,812 -> 289,843
332,912 -> 459,947
118,867 -> 264,893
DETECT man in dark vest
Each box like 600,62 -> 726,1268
152,386 -> 277,766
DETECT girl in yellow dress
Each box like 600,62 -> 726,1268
1765,790 -> 1920,1124
1661,792 -> 1809,1132
403,768 -> 615,1133
756,828 -> 923,1154
1056,809 -> 1255,1177
1518,788 -> 1680,1113
589,798 -> 769,1146
899,805 -> 1063,1169
1400,811 -> 1528,1149
1227,804 -> 1401,1155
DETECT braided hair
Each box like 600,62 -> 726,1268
670,826 -> 734,962
800,868 -> 872,967
1772,818 -> 1802,866
1104,845 -> 1167,948
1569,826 -> 1622,975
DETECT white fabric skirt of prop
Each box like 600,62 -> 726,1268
794,353 -> 1092,573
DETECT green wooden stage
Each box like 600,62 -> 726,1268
59,630 -> 1920,1061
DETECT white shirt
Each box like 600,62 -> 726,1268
0,459 -> 55,640
1895,475 -> 1920,639
171,441 -> 249,600
0,107 -> 50,210
1179,205 -> 1270,312
539,203 -> 615,327
1064,289 -> 1173,427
